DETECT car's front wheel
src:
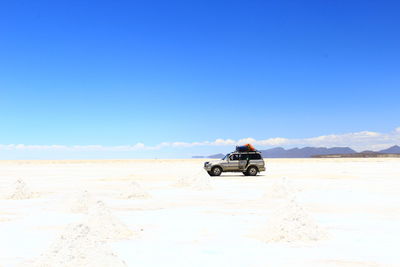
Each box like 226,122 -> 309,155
246,166 -> 258,176
210,166 -> 222,176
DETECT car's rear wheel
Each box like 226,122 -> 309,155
243,172 -> 249,176
211,166 -> 222,176
246,166 -> 258,176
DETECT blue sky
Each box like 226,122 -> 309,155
1,0 -> 399,158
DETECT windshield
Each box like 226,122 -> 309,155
222,153 -> 229,160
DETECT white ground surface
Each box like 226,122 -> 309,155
0,158 -> 400,267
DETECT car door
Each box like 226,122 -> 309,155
226,154 -> 239,171
250,153 -> 264,169
239,153 -> 249,171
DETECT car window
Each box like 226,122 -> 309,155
229,154 -> 239,161
240,154 -> 249,160
249,154 -> 261,160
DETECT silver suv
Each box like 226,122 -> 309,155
204,151 -> 265,176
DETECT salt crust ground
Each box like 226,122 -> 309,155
256,197 -> 328,243
264,177 -> 297,199
0,158 -> 400,267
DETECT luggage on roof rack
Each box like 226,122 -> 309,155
236,144 -> 256,152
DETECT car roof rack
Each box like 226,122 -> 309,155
232,150 -> 261,153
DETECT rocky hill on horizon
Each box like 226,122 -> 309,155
378,145 -> 400,154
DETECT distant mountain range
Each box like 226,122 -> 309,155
207,153 -> 225,159
259,147 -> 357,158
192,153 -> 225,159
192,145 -> 400,159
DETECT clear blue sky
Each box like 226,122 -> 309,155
1,0 -> 399,158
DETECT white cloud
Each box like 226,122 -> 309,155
254,137 -> 290,146
1,127 -> 399,153
213,139 -> 236,146
292,129 -> 399,151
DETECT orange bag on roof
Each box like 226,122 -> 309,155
245,144 -> 255,151
236,144 -> 256,152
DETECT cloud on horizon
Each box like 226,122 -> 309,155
1,127 -> 399,154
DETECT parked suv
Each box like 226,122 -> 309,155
204,151 -> 265,176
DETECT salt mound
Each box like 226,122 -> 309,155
258,198 -> 327,243
120,181 -> 150,199
8,179 -> 35,200
173,170 -> 212,190
86,201 -> 133,241
264,177 -> 295,199
174,174 -> 196,187
68,190 -> 92,213
31,223 -> 127,267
